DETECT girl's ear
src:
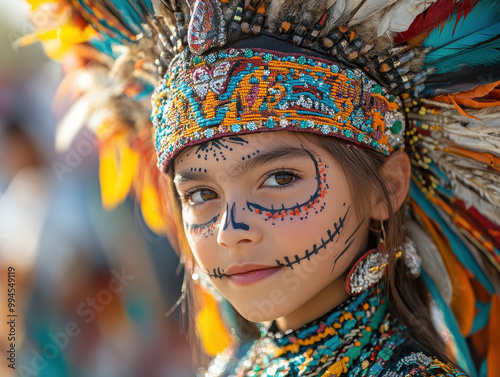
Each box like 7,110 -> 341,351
370,150 -> 411,220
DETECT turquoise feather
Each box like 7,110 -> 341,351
426,23 -> 500,64
134,0 -> 154,14
421,270 -> 477,377
76,0 -> 132,43
99,0 -> 144,34
424,0 -> 499,51
423,0 -> 500,72
425,38 -> 500,74
411,183 -> 495,294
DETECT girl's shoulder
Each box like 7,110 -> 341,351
382,352 -> 467,377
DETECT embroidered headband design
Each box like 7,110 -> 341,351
152,49 -> 406,171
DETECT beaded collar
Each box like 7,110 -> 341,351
201,285 -> 467,377
233,287 -> 407,377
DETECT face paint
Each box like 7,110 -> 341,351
184,212 -> 220,238
173,132 -> 371,324
246,147 -> 328,223
208,267 -> 225,279
189,167 -> 208,173
330,217 -> 365,274
241,150 -> 260,161
195,136 -> 249,161
275,204 -> 350,270
223,202 -> 250,231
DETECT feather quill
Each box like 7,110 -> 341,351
322,0 -> 347,35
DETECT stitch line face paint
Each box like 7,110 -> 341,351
208,267 -> 225,279
275,204 -> 350,270
246,146 -> 327,222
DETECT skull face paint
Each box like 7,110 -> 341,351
174,132 -> 370,324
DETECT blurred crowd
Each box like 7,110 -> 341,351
0,1 -> 194,376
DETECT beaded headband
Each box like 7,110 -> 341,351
151,48 -> 406,171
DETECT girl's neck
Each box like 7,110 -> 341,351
275,276 -> 349,332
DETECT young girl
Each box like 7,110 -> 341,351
27,0 -> 499,376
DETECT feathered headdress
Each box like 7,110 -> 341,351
23,0 -> 500,375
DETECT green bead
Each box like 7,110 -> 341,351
391,120 -> 403,134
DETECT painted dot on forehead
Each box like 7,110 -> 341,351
190,167 -> 208,173
195,136 -> 249,161
241,150 -> 260,161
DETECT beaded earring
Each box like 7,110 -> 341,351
345,223 -> 421,296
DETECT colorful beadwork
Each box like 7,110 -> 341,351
226,286 -> 465,377
151,48 -> 406,171
232,287 -> 406,376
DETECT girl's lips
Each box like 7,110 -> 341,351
226,266 -> 282,285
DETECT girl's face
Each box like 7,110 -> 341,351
173,132 -> 370,324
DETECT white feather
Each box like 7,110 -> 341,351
55,84 -> 114,151
342,0 -> 364,17
452,182 -> 500,226
441,123 -> 500,157
323,0 -> 347,34
327,0 -> 346,25
406,218 -> 453,304
348,0 -> 398,27
377,0 -> 438,37
428,149 -> 500,226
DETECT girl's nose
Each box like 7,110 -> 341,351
217,201 -> 262,248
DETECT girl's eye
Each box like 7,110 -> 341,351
262,172 -> 298,187
186,189 -> 219,205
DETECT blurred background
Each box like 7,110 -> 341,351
0,1 -> 194,376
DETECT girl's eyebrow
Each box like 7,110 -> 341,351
174,145 -> 312,185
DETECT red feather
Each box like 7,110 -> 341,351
394,0 -> 480,44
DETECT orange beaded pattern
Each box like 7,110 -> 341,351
151,49 -> 406,171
